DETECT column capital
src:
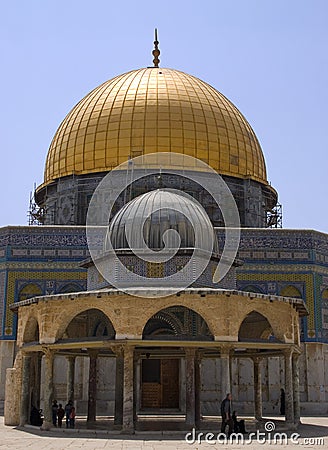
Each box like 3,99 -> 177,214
185,347 -> 197,358
124,344 -> 135,355
88,349 -> 99,358
112,344 -> 125,358
41,346 -> 55,359
195,349 -> 203,364
251,355 -> 262,364
292,351 -> 300,361
220,344 -> 232,356
283,347 -> 294,358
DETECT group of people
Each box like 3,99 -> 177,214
221,389 -> 287,436
220,393 -> 247,437
52,400 -> 76,428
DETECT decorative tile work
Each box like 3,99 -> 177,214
237,272 -> 315,338
17,283 -> 42,301
225,228 -> 328,343
280,285 -> 302,298
315,273 -> 322,337
0,226 -> 87,249
0,271 -> 6,333
216,228 -> 328,256
322,309 -> 328,329
4,270 -> 87,337
1,225 -> 328,344
147,262 -> 164,278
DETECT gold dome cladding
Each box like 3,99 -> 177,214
43,67 -> 268,186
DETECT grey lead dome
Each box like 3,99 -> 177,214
107,189 -> 218,253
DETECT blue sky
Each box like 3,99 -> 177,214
0,0 -> 327,231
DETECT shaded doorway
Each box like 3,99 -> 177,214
141,359 -> 179,409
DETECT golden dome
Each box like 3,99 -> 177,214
43,67 -> 268,187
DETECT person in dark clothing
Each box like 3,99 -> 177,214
220,393 -> 233,436
57,403 -> 65,428
64,400 -> 73,428
232,411 -> 247,434
280,388 -> 285,415
30,405 -> 43,426
51,400 -> 58,427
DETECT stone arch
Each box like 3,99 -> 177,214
58,283 -> 82,294
238,310 -> 277,342
19,283 -> 42,301
23,316 -> 40,343
242,285 -> 264,294
280,285 -> 302,298
56,307 -> 116,341
143,305 -> 214,340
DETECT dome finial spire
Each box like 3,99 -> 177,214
152,28 -> 160,68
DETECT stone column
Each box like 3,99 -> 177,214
185,348 -> 196,428
195,351 -> 202,429
19,354 -> 31,426
34,353 -> 42,409
87,350 -> 98,424
253,357 -> 262,421
66,356 -> 76,402
41,348 -> 54,430
122,345 -> 134,433
114,347 -> 124,427
284,349 -> 294,424
220,345 -> 231,397
135,356 -> 142,415
292,352 -> 301,425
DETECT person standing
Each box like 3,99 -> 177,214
57,404 -> 65,428
64,400 -> 72,428
220,393 -> 233,436
51,400 -> 58,427
69,406 -> 76,429
280,388 -> 285,415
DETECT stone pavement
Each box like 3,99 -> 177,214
0,416 -> 327,450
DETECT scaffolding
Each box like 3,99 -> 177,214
28,172 -> 283,229
28,183 -> 45,225
266,202 -> 283,228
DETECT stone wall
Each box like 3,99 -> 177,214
0,341 -> 15,410
16,290 -> 300,346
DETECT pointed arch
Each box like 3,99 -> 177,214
280,285 -> 302,298
23,316 -> 40,343
242,285 -> 264,294
143,305 -> 214,341
322,289 -> 328,300
19,283 -> 42,301
61,308 -> 115,340
58,283 -> 83,294
238,310 -> 277,342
